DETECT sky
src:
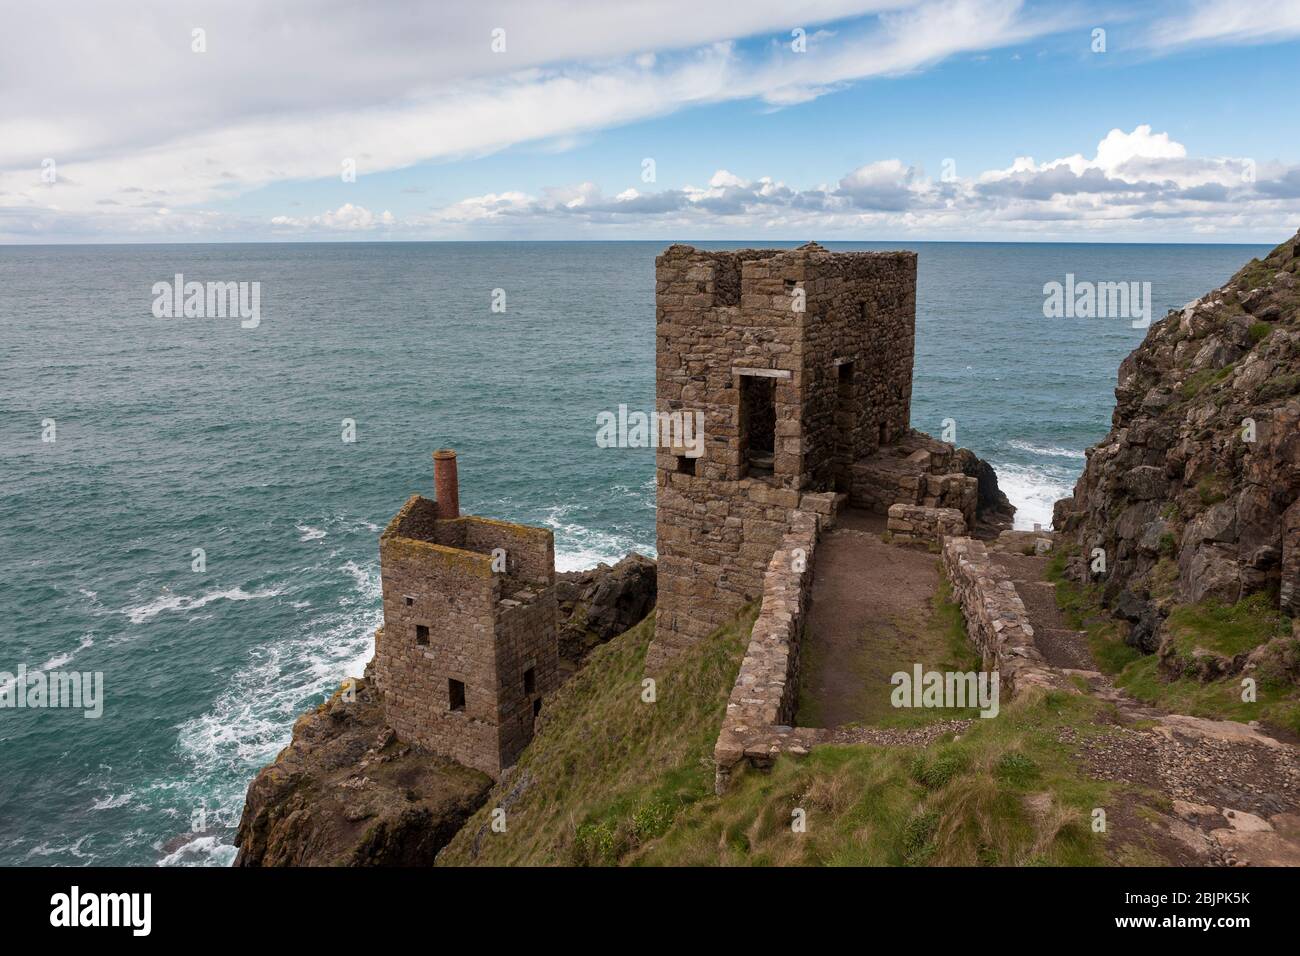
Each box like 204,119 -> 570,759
3,0 -> 1300,244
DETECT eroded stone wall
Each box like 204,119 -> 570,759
941,536 -> 1058,695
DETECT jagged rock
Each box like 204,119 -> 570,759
555,553 -> 656,667
1058,227 -> 1300,633
234,671 -> 491,866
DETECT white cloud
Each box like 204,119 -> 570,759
271,203 -> 395,230
354,126 -> 1296,241
1148,0 -> 1300,49
0,0 -> 1065,234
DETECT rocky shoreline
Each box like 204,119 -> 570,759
234,554 -> 658,865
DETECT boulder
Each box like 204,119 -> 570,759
556,553 -> 657,667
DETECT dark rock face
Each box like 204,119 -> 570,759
1056,228 -> 1300,630
955,446 -> 1016,529
234,670 -> 491,867
555,553 -> 656,668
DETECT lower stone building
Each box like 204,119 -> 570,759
372,450 -> 559,779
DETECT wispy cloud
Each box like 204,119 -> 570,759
1147,0 -> 1300,49
0,0 -> 1061,236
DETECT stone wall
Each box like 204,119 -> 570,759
941,537 -> 1058,695
651,242 -> 917,668
713,507 -> 825,795
886,503 -> 967,544
850,430 -> 978,528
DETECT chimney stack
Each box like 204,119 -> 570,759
433,449 -> 460,519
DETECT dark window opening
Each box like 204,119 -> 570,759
879,423 -> 888,445
523,666 -> 536,695
859,301 -> 870,321
415,624 -> 429,645
740,376 -> 776,477
404,595 -> 415,607
676,455 -> 696,476
448,678 -> 465,711
837,361 -> 855,399
533,698 -> 542,718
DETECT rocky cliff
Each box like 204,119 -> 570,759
1055,228 -> 1300,652
234,670 -> 492,866
234,555 -> 658,865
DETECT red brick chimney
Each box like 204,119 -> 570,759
433,449 -> 460,519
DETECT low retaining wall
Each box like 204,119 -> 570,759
941,537 -> 1058,695
713,493 -> 840,794
887,503 -> 966,544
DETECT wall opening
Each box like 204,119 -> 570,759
523,666 -> 536,695
415,624 -> 429,645
740,376 -> 776,477
676,454 -> 696,476
448,678 -> 465,711
532,698 -> 542,718
835,361 -> 856,492
404,595 -> 415,607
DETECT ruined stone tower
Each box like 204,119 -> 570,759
373,450 -> 560,778
647,243 -> 918,668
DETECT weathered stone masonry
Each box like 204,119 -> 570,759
373,451 -> 560,779
649,242 -> 919,668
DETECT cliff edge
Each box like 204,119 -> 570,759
1055,227 -> 1300,655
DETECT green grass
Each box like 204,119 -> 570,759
437,607 -> 757,866
630,688 -> 1118,867
1165,593 -> 1289,657
1044,552 -> 1141,674
1179,366 -> 1233,401
1045,559 -> 1300,737
1248,321 -> 1272,344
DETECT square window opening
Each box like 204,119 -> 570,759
677,455 -> 696,476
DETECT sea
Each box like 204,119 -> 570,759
0,239 -> 1269,865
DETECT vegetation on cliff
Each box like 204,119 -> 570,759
436,598 -> 1192,867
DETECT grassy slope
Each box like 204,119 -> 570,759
437,607 -> 757,865
440,593 -> 1152,866
633,687 -> 1117,866
1046,551 -> 1300,736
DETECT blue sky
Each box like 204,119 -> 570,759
3,0 -> 1299,243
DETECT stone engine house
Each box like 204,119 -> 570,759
649,242 -> 946,667
373,450 -> 560,778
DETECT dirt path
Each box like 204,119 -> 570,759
989,540 -> 1300,866
798,509 -> 965,728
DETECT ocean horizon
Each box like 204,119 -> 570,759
0,238 -> 1271,865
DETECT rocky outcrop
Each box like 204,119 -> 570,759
1057,228 -> 1300,645
555,553 -> 656,668
234,670 -> 491,866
